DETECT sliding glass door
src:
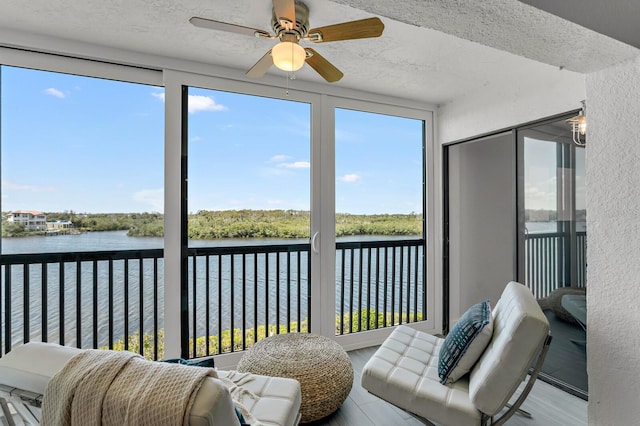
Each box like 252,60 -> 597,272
445,114 -> 587,399
185,86 -> 311,357
518,117 -> 587,398
0,53 -> 436,363
334,108 -> 426,335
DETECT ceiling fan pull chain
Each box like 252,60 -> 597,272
285,72 -> 290,96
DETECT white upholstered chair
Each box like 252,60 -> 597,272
0,342 -> 301,426
362,281 -> 552,426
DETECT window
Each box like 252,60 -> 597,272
334,108 -> 425,334
1,64 -> 164,357
186,87 -> 311,356
0,58 -> 436,361
1,66 -> 164,253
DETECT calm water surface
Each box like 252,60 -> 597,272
1,231 -> 423,350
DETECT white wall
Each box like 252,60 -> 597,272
586,55 -> 640,426
448,132 -> 516,321
437,63 -> 585,325
438,69 -> 585,144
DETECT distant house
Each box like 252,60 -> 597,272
47,220 -> 74,230
6,210 -> 47,231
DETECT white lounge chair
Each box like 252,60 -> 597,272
361,281 -> 552,426
0,342 -> 301,426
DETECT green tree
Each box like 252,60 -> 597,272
1,220 -> 29,237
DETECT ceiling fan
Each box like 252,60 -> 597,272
190,0 -> 385,83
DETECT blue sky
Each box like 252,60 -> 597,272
1,66 -> 424,215
2,66 -> 164,213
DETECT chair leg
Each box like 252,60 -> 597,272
488,333 -> 553,426
505,403 -> 532,418
0,398 -> 18,426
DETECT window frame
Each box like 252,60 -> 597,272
0,49 -> 438,363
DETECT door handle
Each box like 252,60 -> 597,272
311,231 -> 320,254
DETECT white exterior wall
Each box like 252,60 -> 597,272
7,212 -> 47,231
586,55 -> 640,425
438,54 -> 640,424
438,71 -> 585,143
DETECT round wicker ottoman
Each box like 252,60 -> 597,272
237,333 -> 353,423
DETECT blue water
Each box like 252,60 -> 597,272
2,223 -> 579,350
1,231 -> 423,350
1,231 -> 302,254
526,221 -> 586,234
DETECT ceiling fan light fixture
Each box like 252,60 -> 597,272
272,41 -> 306,72
190,1 -> 384,82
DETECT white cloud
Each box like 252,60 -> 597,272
151,92 -> 227,114
2,179 -> 55,192
269,154 -> 290,163
133,188 -> 164,212
44,88 -> 65,99
340,173 -> 361,183
524,184 -> 555,210
188,95 -> 227,113
278,161 -> 310,169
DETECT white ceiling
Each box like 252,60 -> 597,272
518,0 -> 640,50
0,0 -> 638,105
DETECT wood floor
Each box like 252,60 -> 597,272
540,310 -> 587,397
308,346 -> 587,426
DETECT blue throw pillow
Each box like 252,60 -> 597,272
438,300 -> 493,384
161,357 -> 215,368
235,406 -> 249,425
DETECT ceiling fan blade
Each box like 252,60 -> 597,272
308,17 -> 384,43
273,0 -> 296,27
246,50 -> 274,78
304,48 -> 343,83
190,16 -> 267,38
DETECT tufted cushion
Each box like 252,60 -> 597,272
438,300 -> 493,384
361,326 -> 482,426
0,342 -> 301,426
362,282 -> 550,425
0,342 -> 83,394
218,371 -> 301,426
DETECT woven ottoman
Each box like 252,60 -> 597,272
237,333 -> 353,423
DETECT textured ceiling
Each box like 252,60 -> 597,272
0,0 -> 637,105
331,0 -> 639,74
518,0 -> 640,50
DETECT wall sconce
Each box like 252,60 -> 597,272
568,100 -> 587,146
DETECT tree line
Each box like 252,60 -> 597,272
525,209 -> 587,222
2,210 -> 423,239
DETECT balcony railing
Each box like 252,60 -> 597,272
0,231 -> 585,359
187,239 -> 426,356
187,244 -> 311,358
0,238 -> 426,359
524,231 -> 587,299
0,249 -> 164,358
335,239 -> 425,335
